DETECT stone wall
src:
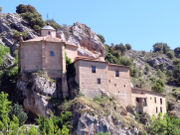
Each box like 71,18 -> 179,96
107,65 -> 132,107
65,45 -> 78,62
20,42 -> 42,71
131,90 -> 166,117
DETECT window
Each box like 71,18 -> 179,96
92,66 -> 96,73
156,107 -> 158,113
144,98 -> 147,106
160,107 -> 162,113
160,98 -> 162,104
154,97 -> 157,103
48,31 -> 51,35
97,78 -> 101,84
49,51 -> 54,56
115,70 -> 119,77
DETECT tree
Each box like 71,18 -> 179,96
16,4 -> 45,32
173,62 -> 180,85
152,79 -> 164,93
147,113 -> 180,135
0,7 -> 2,12
125,44 -> 132,50
10,104 -> 28,125
45,19 -> 61,30
153,43 -> 171,54
97,34 -> 105,44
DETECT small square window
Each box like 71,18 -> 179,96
97,78 -> 101,84
115,70 -> 119,77
48,31 -> 51,35
92,66 -> 96,73
50,51 -> 54,56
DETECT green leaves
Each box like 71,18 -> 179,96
147,113 -> 180,135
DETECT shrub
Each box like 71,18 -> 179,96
167,51 -> 174,59
125,44 -> 132,50
13,31 -> 28,41
151,79 -> 164,93
45,19 -> 62,30
9,104 -> 28,125
172,88 -> 180,101
147,113 -> 180,135
173,62 -> 180,85
16,4 -> 45,32
119,57 -> 133,66
97,34 -> 105,44
153,43 -> 170,54
0,45 -> 10,66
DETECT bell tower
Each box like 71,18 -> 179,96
41,23 -> 56,37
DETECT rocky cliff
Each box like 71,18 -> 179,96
0,13 -> 105,58
0,13 -> 37,52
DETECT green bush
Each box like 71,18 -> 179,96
151,79 -> 165,93
97,34 -> 106,44
45,19 -> 62,30
0,45 -> 10,66
153,43 -> 170,54
13,31 -> 28,40
172,88 -> 180,101
16,4 -> 45,32
10,104 -> 28,126
167,51 -> 174,59
147,113 -> 180,135
125,44 -> 132,50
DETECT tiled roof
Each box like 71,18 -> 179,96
74,57 -> 130,68
22,36 -> 77,48
132,88 -> 165,97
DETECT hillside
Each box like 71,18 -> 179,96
0,4 -> 179,135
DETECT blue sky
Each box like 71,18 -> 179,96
1,0 -> 180,51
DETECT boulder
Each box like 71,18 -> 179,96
57,22 -> 106,58
17,72 -> 57,117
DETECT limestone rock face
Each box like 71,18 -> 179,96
17,72 -> 56,117
57,22 -> 106,58
0,13 -> 37,51
75,113 -> 139,135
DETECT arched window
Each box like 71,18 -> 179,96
48,31 -> 51,35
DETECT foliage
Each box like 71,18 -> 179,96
147,113 -> 180,135
65,54 -> 72,68
16,4 -> 45,32
27,126 -> 39,135
173,62 -> 180,86
0,45 -> 10,66
172,88 -> 180,101
166,51 -> 174,59
125,44 -> 132,50
13,31 -> 28,41
9,103 -> 28,126
144,64 -> 150,74
151,79 -> 164,93
36,111 -> 72,135
0,7 -> 2,12
153,43 -> 171,54
45,19 -> 62,30
97,34 -> 106,44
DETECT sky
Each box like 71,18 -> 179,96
1,0 -> 180,51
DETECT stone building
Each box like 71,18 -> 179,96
18,24 -> 166,117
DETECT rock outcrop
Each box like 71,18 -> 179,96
57,22 -> 106,58
17,72 -> 57,117
0,13 -> 37,52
